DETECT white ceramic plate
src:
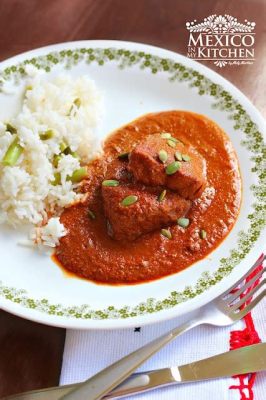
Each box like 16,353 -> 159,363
0,40 -> 265,329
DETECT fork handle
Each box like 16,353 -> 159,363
60,315 -> 202,400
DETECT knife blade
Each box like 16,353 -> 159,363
3,343 -> 266,400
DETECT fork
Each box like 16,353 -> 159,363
61,254 -> 266,400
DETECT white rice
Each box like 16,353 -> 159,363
0,69 -> 103,246
29,217 -> 68,248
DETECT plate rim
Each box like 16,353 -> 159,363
0,39 -> 265,329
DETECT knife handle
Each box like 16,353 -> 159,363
105,368 -> 178,399
60,317 -> 201,400
2,369 -> 178,400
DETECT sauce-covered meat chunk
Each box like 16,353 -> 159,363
102,183 -> 191,241
55,111 -> 241,284
128,133 -> 207,199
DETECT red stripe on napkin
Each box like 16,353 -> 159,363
229,255 -> 264,400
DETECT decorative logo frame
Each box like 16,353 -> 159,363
186,15 -> 256,68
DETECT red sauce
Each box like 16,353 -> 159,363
54,111 -> 241,284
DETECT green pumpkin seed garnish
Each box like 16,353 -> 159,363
175,151 -> 183,161
63,146 -> 71,155
60,141 -> 68,152
161,228 -> 172,239
165,161 -> 181,175
74,98 -> 81,107
88,209 -> 96,220
62,147 -> 79,158
2,136 -> 23,166
177,218 -> 190,228
118,152 -> 129,160
6,123 -> 17,134
51,172 -> 61,186
158,150 -> 168,163
182,154 -> 191,162
121,195 -> 138,206
160,132 -> 171,139
69,167 -> 87,183
158,189 -> 167,202
39,129 -> 54,140
168,137 -> 178,143
200,229 -> 207,239
167,139 -> 176,148
70,151 -> 79,158
53,154 -> 61,167
102,180 -> 119,187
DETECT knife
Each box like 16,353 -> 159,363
3,343 -> 266,400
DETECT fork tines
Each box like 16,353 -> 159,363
222,255 -> 265,319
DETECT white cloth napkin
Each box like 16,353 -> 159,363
60,298 -> 266,400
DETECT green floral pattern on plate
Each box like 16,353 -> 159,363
0,47 -> 265,320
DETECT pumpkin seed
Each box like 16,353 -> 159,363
161,228 -> 172,239
167,139 -> 176,148
51,172 -> 61,186
168,137 -> 178,143
102,180 -> 119,187
62,147 -> 79,158
158,150 -> 168,163
158,189 -> 167,202
160,132 -> 171,139
39,129 -> 54,140
6,123 -> 17,134
70,151 -> 79,158
88,209 -> 96,220
53,154 -> 61,167
60,141 -> 68,152
165,161 -> 181,175
182,154 -> 191,162
118,152 -> 129,160
121,195 -> 138,206
175,151 -> 183,161
177,218 -> 190,228
200,229 -> 207,239
69,167 -> 87,183
2,136 -> 23,167
74,98 -> 81,107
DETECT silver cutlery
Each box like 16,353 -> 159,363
60,254 -> 266,400
3,343 -> 266,400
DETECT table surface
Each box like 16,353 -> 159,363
0,0 -> 265,397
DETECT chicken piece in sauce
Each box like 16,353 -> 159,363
128,133 -> 207,200
102,183 -> 191,241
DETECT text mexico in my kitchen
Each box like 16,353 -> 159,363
186,15 -> 255,67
